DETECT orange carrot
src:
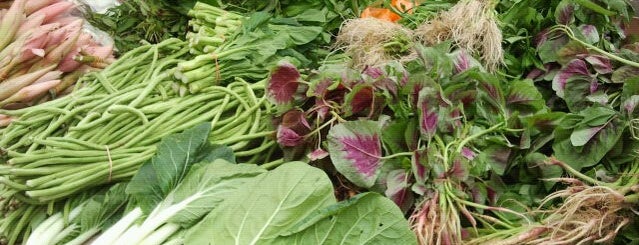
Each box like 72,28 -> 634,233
361,7 -> 401,22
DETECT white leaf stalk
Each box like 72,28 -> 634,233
26,204 -> 84,245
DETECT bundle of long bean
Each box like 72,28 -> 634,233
0,38 -> 274,206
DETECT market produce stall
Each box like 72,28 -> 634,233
1,0 -> 639,244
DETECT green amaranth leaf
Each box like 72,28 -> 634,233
553,113 -> 626,170
184,161 -> 335,245
273,193 -> 417,245
125,122 -> 214,213
506,79 -> 545,115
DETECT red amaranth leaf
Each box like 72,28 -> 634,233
552,59 -> 591,98
585,55 -> 612,74
417,87 -> 440,140
307,148 -> 329,161
267,63 -> 301,105
384,170 -> 414,212
276,125 -> 303,147
327,120 -> 383,188
411,149 -> 429,184
345,85 -> 374,116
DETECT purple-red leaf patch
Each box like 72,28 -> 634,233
267,63 -> 302,105
552,59 -> 591,98
417,87 -> 440,140
384,170 -> 414,212
327,120 -> 384,188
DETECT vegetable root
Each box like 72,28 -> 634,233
415,0 -> 503,71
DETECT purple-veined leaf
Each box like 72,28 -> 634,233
461,147 -> 476,160
344,85 -> 374,116
578,25 -> 599,44
612,66 -> 639,83
411,149 -> 428,184
555,0 -> 574,25
373,78 -> 398,97
327,120 -> 383,188
384,170 -> 413,212
267,62 -> 301,105
277,125 -> 303,147
552,59 -> 591,98
308,148 -> 329,161
479,146 -> 511,175
570,125 -> 605,147
363,66 -> 384,79
281,110 -> 311,133
448,158 -> 469,180
451,50 -> 481,74
585,55 -> 612,74
417,87 -> 439,140
470,184 -> 488,206
557,41 -> 589,64
623,95 -> 639,115
307,79 -> 338,97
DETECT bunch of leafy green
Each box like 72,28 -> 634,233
265,41 -> 562,242
83,0 -> 189,54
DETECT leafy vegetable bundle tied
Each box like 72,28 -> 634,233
0,38 -> 273,205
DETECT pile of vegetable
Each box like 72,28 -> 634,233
0,0 -> 114,111
2,0 -> 639,244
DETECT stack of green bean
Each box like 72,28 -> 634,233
0,38 -> 275,208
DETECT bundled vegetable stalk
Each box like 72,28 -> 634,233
82,0 -> 189,54
174,3 -> 324,94
0,41 -> 275,245
18,123 -> 415,245
467,158 -> 639,245
0,38 -> 273,205
185,2 -> 245,55
0,0 -> 114,110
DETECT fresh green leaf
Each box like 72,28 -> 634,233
274,193 -> 417,245
184,161 -> 335,244
126,123 -> 214,213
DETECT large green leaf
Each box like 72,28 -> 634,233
184,161 -> 336,245
273,193 -> 417,245
126,122 -> 216,213
166,160 -> 266,227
